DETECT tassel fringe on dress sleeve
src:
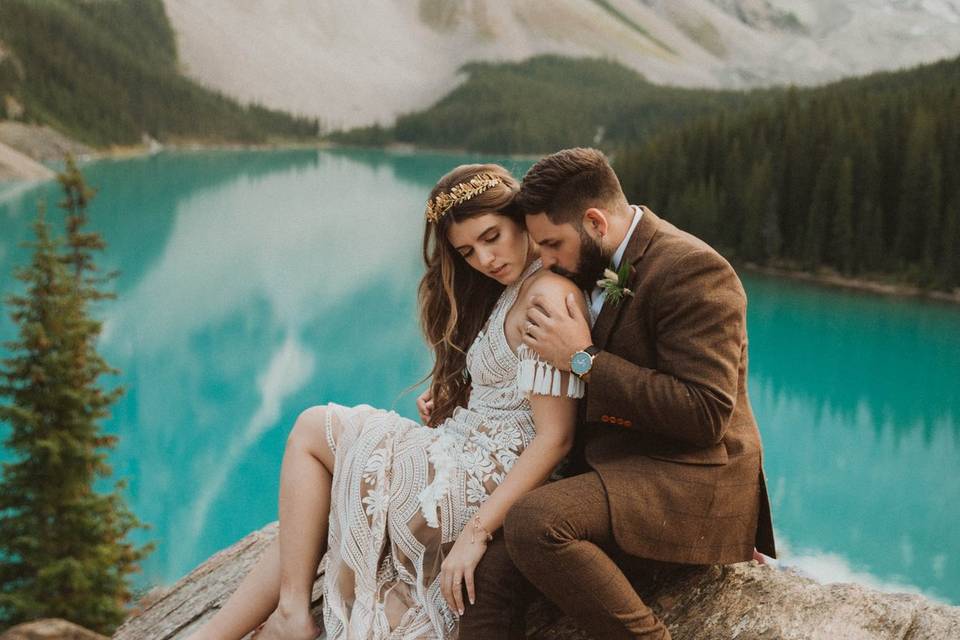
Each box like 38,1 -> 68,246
516,344 -> 585,399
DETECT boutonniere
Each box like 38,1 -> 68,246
597,264 -> 634,306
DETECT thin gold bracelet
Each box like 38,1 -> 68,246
471,514 -> 494,544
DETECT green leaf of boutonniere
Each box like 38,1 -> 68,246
596,264 -> 634,307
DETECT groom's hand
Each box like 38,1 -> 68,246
524,292 -> 592,371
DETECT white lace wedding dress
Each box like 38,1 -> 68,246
318,258 -> 583,639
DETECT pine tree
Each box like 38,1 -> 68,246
832,157 -> 855,274
919,157 -> 943,285
941,190 -> 960,289
857,199 -> 885,275
720,137 -> 746,253
0,157 -> 152,633
778,99 -> 810,260
741,154 -> 774,262
895,109 -> 939,267
803,158 -> 836,270
675,178 -> 721,246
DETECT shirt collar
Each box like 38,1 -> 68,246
611,205 -> 643,270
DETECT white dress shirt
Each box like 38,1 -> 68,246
588,205 -> 643,327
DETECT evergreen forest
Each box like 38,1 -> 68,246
338,54 -> 960,290
330,56 -> 776,153
0,0 -> 319,146
616,56 -> 960,290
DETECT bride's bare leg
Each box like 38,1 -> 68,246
187,538 -> 281,639
188,406 -> 336,640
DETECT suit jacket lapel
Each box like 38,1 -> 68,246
592,206 -> 660,350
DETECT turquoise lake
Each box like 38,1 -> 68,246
1,148 -> 958,605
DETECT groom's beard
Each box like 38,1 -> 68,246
551,227 -> 611,290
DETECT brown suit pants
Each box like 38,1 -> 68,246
460,472 -> 671,640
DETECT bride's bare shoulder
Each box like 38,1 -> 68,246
519,269 -> 584,309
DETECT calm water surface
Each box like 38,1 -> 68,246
1,148 -> 957,604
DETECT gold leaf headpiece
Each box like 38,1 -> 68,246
425,172 -> 503,223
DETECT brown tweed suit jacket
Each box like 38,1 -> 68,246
573,206 -> 776,566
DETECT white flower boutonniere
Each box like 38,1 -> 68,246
597,264 -> 634,306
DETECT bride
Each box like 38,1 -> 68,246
188,163 -> 588,639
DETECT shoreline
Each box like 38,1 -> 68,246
85,139 -> 541,163
740,263 -> 960,306
0,120 -> 336,169
5,125 -> 957,308
342,140 -> 543,162
84,137 -> 334,162
0,140 -> 55,181
68,139 -> 543,169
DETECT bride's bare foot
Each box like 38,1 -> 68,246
253,604 -> 320,640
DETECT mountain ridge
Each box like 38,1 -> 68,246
162,0 -> 960,129
0,0 -> 317,148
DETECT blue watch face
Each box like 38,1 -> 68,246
571,351 -> 592,375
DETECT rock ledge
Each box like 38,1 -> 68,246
112,522 -> 960,640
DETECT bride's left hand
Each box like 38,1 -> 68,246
439,534 -> 489,616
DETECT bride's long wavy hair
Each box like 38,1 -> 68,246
418,164 -> 522,426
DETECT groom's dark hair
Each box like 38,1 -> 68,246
515,147 -> 626,226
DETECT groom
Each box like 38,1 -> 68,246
459,147 -> 776,639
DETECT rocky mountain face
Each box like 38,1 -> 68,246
161,0 -> 960,129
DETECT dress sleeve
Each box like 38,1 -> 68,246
516,343 -> 585,399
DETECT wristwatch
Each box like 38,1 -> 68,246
570,345 -> 601,379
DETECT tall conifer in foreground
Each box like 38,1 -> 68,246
0,157 -> 151,633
